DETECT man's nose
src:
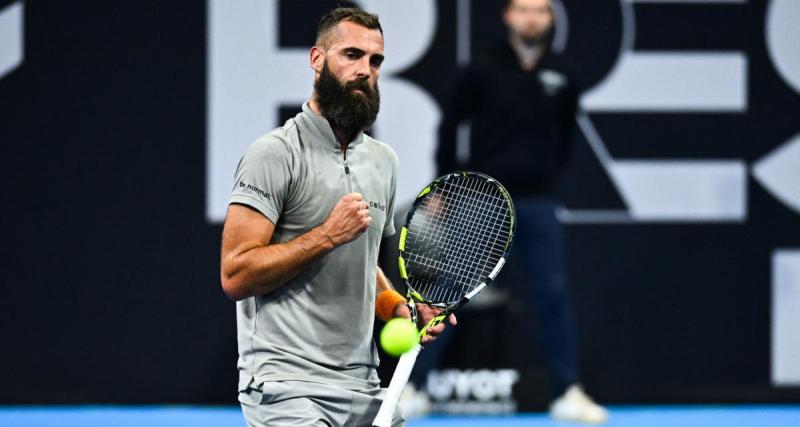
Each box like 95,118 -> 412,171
354,57 -> 371,78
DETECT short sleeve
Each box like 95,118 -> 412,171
229,135 -> 292,224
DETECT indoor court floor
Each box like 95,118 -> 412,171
0,405 -> 798,427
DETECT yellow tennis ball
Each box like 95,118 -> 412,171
380,318 -> 418,357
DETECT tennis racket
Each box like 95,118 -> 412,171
372,171 -> 516,427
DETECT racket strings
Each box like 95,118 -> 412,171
407,201 -> 507,302
404,175 -> 512,304
433,179 -> 507,294
410,184 -> 509,270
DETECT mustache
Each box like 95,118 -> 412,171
344,78 -> 374,95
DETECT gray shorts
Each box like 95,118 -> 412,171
239,380 -> 405,427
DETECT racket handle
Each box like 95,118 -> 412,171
372,343 -> 422,427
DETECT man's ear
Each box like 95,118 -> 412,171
310,46 -> 324,73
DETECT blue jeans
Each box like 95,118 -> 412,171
409,196 -> 578,397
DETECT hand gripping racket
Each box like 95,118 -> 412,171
372,171 -> 516,427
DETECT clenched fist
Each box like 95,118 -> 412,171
320,193 -> 372,246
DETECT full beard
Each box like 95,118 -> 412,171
314,62 -> 381,137
519,25 -> 554,47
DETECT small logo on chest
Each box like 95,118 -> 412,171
368,200 -> 386,212
538,69 -> 567,96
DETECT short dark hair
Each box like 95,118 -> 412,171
504,0 -> 553,10
316,7 -> 382,48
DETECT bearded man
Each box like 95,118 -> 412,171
219,7 -> 450,427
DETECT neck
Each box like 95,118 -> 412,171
309,97 -> 322,115
333,128 -> 356,149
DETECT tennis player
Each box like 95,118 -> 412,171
220,7 -> 451,427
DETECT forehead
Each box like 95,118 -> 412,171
509,0 -> 550,9
326,20 -> 384,53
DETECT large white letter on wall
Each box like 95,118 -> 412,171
568,0 -> 749,223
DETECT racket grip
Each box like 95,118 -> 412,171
372,343 -> 422,427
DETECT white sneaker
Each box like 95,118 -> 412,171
397,384 -> 432,420
549,385 -> 609,423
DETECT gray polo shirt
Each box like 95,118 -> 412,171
229,103 -> 398,392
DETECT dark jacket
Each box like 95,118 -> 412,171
436,40 -> 580,196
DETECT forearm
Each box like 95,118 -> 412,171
375,266 -> 408,320
222,225 -> 335,300
375,266 -> 395,294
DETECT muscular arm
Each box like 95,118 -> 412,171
220,204 -> 333,300
221,193 -> 371,301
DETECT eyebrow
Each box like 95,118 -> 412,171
343,47 -> 384,63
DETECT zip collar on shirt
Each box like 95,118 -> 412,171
298,102 -> 365,152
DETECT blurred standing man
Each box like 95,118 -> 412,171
220,8 -> 451,426
428,0 -> 608,422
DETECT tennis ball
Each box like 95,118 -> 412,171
380,318 -> 418,357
